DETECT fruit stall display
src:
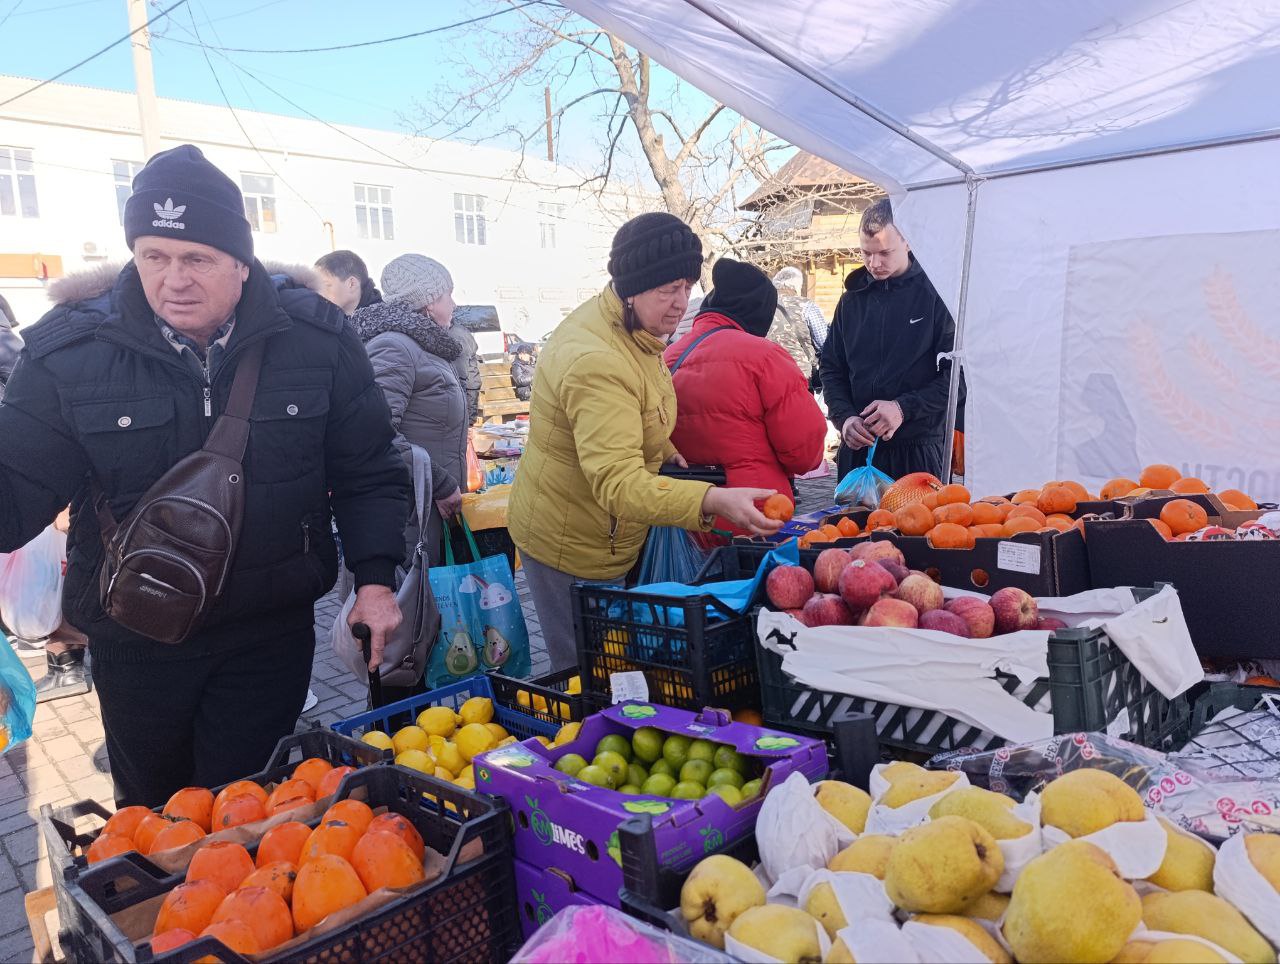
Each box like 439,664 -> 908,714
474,701 -> 827,917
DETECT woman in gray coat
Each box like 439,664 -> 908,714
350,290 -> 468,567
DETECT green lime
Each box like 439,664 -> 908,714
596,733 -> 633,762
679,759 -> 712,786
688,739 -> 716,764
707,767 -> 745,790
662,735 -> 692,770
592,750 -> 629,784
631,726 -> 664,764
627,763 -> 649,788
649,759 -> 676,779
640,773 -> 677,796
670,780 -> 706,800
713,746 -> 749,775
706,783 -> 743,806
617,784 -> 640,795
577,764 -> 616,789
740,778 -> 763,800
554,753 -> 587,777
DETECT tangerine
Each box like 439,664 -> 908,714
894,503 -> 934,537
819,523 -> 842,541
150,929 -> 197,955
1100,477 -> 1139,501
1037,484 -> 1077,516
933,503 -> 975,528
970,502 -> 1003,526
1159,499 -> 1209,536
973,524 -> 1006,539
835,516 -> 861,538
1140,464 -> 1182,490
316,766 -> 355,799
241,861 -> 298,903
290,758 -> 334,794
1011,488 -> 1041,504
322,800 -> 374,836
1170,477 -> 1209,495
761,494 -> 794,522
134,813 -> 176,855
256,822 -> 313,869
291,854 -> 368,934
197,919 -> 260,960
935,483 -> 971,506
1003,517 -> 1041,536
163,788 -> 215,833
997,502 -> 1017,521
299,821 -> 362,866
149,820 -> 206,855
1218,488 -> 1257,510
365,813 -> 425,861
212,886 -> 294,952
1043,514 -> 1074,532
102,805 -> 152,841
350,831 -> 426,893
1057,480 -> 1090,501
865,509 -> 896,531
265,779 -> 315,813
1006,505 -> 1047,526
732,708 -> 764,726
154,878 -> 228,936
187,841 -> 255,893
920,491 -> 940,511
213,794 -> 268,831
87,832 -> 135,864
211,781 -> 268,821
1148,518 -> 1174,540
927,523 -> 974,549
802,530 -> 830,546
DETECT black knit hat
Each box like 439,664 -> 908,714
123,145 -> 253,264
608,212 -> 703,299
699,258 -> 778,338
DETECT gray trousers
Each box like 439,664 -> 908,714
520,552 -> 580,673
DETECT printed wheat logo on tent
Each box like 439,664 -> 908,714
151,198 -> 187,229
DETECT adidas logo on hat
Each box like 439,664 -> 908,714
151,198 -> 187,230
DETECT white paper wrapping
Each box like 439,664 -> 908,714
866,762 -> 969,835
796,868 -> 896,925
724,915 -> 831,964
835,920 -> 922,964
1041,810 -> 1168,879
1213,832 -> 1280,949
757,771 -> 856,884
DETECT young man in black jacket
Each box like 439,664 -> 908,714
0,146 -> 410,806
820,199 -> 964,481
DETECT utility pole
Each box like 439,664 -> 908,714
126,0 -> 162,160
544,86 -> 554,162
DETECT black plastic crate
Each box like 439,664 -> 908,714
56,764 -> 517,963
573,546 -> 769,713
486,667 -> 586,731
1190,681 -> 1280,735
757,588 -> 1191,757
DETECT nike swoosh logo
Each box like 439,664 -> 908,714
908,317 -> 923,324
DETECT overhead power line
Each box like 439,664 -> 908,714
158,0 -> 548,54
0,0 -> 189,109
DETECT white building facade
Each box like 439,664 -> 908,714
0,75 -> 632,342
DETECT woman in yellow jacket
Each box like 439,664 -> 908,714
510,213 -> 781,670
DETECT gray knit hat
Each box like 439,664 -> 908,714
380,254 -> 453,310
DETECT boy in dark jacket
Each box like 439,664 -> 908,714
820,199 -> 965,481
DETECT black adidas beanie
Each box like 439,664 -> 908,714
607,212 -> 703,299
123,144 -> 253,264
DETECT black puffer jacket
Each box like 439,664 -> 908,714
0,260 -> 410,662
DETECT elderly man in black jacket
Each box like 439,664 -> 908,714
0,146 -> 409,806
820,198 -> 965,481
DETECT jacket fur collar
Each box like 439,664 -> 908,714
349,299 -> 462,363
46,260 -> 322,306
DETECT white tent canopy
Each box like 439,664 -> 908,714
565,0 -> 1280,501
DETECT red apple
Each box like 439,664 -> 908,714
784,608 -> 810,626
802,593 -> 856,627
919,609 -> 972,637
849,540 -> 906,569
944,597 -> 996,639
813,548 -> 852,594
838,559 -> 897,612
860,597 -> 919,628
766,565 -> 815,610
879,559 -> 910,584
1036,616 -> 1068,631
990,586 -> 1039,634
894,572 -> 944,616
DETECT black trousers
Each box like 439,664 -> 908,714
94,628 -> 315,808
836,438 -> 947,483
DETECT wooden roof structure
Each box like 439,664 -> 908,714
740,151 -> 876,210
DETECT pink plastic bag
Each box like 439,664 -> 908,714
511,905 -> 734,963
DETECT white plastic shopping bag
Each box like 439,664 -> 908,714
0,525 -> 66,641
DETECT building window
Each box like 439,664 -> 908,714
454,193 -> 487,245
241,174 -> 277,233
112,159 -> 143,224
355,183 -> 393,240
0,147 -> 38,218
538,201 -> 564,249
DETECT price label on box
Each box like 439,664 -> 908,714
610,671 -> 649,704
997,541 -> 1042,574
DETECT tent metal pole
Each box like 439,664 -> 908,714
941,176 -> 980,483
680,0 -> 974,177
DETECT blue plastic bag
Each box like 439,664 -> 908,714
0,630 -> 36,753
426,518 -> 532,687
635,526 -> 711,586
834,439 -> 894,508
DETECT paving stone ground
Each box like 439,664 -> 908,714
0,468 -> 836,963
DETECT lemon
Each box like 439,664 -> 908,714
499,736 -> 517,746
485,722 -> 509,742
555,721 -> 582,746
535,736 -> 552,747
455,774 -> 476,790
516,691 -> 532,709
567,676 -> 582,695
456,723 -> 496,762
532,694 -> 549,714
417,706 -> 458,738
459,697 -> 494,725
458,764 -> 475,782
556,702 -> 572,720
427,733 -> 448,753
362,730 -> 394,751
392,725 -> 430,755
433,765 -> 455,781
434,742 -> 466,775
395,749 -> 434,773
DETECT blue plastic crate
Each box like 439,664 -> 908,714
332,674 -> 559,742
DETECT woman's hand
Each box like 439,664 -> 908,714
664,451 -> 689,469
702,487 -> 783,537
436,487 -> 464,519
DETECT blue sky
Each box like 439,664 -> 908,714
0,0 -> 736,175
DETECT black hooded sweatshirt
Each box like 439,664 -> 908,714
819,254 -> 964,450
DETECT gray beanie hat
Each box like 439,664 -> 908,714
380,254 -> 453,310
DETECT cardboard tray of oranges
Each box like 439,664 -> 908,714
51,763 -> 517,962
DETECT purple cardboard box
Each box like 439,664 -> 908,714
475,702 -> 826,902
512,859 -> 606,940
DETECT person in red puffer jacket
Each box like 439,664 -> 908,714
664,258 -> 827,538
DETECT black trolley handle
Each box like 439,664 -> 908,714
352,621 -> 383,710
